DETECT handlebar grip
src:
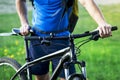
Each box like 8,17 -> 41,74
111,26 -> 118,31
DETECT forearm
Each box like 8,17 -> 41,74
79,0 -> 111,38
79,0 -> 107,26
16,0 -> 30,35
16,0 -> 29,26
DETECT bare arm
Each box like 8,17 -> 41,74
16,0 -> 29,35
79,0 -> 111,37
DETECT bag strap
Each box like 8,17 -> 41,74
29,0 -> 34,6
62,0 -> 74,17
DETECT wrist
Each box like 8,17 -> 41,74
21,21 -> 29,27
97,20 -> 107,26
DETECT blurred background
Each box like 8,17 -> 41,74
0,0 -> 120,80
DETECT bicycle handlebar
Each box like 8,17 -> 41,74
21,26 -> 117,41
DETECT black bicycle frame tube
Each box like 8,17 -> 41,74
24,39 -> 32,80
50,51 -> 71,80
70,38 -> 77,61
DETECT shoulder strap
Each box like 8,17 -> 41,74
67,0 -> 74,8
62,0 -> 74,17
29,0 -> 34,6
62,0 -> 67,17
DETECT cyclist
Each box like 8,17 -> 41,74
16,0 -> 112,80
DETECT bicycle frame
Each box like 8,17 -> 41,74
11,36 -> 87,80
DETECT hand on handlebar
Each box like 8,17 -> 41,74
97,24 -> 112,38
20,24 -> 30,36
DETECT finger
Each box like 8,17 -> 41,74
108,26 -> 112,35
106,25 -> 111,34
20,27 -> 24,35
105,26 -> 109,35
98,27 -> 103,37
102,26 -> 107,35
24,27 -> 29,34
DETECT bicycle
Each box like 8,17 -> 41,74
0,26 -> 117,80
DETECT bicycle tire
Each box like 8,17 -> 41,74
0,57 -> 27,80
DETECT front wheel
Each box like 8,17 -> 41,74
0,57 -> 27,80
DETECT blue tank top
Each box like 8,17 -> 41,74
32,0 -> 70,36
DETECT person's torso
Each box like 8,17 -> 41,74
32,0 -> 70,36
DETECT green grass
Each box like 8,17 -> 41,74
0,4 -> 120,80
74,4 -> 120,80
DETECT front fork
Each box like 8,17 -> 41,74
64,38 -> 87,80
81,61 -> 87,79
64,60 -> 87,80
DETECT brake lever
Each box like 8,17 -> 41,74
89,34 -> 100,41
